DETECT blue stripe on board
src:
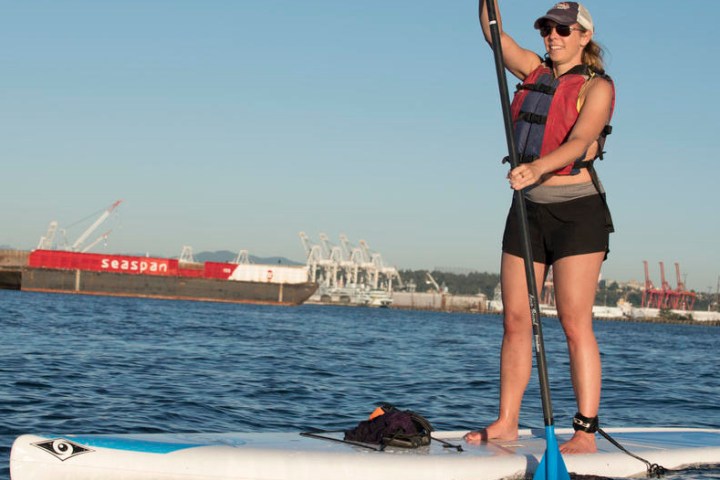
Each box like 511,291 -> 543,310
62,435 -> 205,454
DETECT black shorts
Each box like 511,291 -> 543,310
502,194 -> 612,265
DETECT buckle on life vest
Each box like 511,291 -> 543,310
502,155 -> 536,165
516,82 -> 557,95
517,111 -> 547,125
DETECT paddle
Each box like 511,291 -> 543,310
482,1 -> 569,479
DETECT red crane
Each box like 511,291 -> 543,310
642,260 -> 663,308
642,261 -> 697,311
658,262 -> 674,308
674,262 -> 696,310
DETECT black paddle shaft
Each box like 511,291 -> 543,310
484,0 -> 554,427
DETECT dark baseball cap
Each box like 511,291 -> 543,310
534,2 -> 594,33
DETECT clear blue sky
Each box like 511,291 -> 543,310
2,1 -> 718,292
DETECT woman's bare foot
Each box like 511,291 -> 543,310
464,420 -> 518,444
559,431 -> 597,454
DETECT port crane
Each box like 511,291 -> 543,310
641,260 -> 695,311
659,261 -> 673,308
78,230 -> 112,253
425,271 -> 447,294
673,262 -> 696,310
298,232 -> 402,293
233,250 -> 250,265
70,200 -> 122,252
179,245 -> 195,263
37,221 -> 59,250
642,260 -> 663,308
37,200 -> 122,253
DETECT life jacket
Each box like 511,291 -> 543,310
510,62 -> 615,175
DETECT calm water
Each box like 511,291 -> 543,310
1,289 -> 719,479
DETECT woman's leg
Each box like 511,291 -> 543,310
465,252 -> 547,443
552,252 -> 605,454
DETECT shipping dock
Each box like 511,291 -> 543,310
0,249 -> 28,290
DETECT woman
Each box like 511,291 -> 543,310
464,1 -> 615,454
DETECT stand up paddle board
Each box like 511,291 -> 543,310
10,427 -> 720,480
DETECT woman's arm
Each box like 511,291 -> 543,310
479,0 -> 541,80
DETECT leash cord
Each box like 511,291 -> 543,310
597,428 -> 668,477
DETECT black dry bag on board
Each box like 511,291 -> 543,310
343,404 -> 432,448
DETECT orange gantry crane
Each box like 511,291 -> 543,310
641,260 -> 695,311
672,262 -> 696,310
642,260 -> 663,308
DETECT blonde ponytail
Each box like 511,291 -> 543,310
582,40 -> 605,72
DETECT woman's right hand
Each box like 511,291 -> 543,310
508,163 -> 543,190
479,0 -> 544,81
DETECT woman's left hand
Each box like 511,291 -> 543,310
508,163 -> 541,190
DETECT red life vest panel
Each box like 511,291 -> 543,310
510,63 -> 614,175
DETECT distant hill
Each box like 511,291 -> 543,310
193,250 -> 304,266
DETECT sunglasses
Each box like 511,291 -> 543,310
539,24 -> 584,37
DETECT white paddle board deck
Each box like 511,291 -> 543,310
10,427 -> 720,480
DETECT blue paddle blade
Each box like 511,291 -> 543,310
533,426 -> 570,480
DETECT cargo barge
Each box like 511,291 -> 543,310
4,249 -> 317,306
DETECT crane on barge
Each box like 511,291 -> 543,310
37,200 -> 122,253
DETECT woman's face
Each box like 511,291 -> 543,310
540,21 -> 590,65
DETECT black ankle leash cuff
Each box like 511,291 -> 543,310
573,412 -> 599,433
571,413 -> 669,476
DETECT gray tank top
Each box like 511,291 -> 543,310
524,181 -> 601,204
